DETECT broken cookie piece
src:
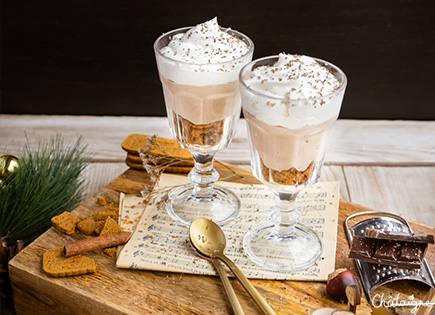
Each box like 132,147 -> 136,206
43,247 -> 96,277
51,212 -> 80,235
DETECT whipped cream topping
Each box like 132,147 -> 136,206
241,53 -> 345,129
246,54 -> 340,99
160,17 -> 250,64
155,18 -> 253,86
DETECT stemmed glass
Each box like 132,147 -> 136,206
239,55 -> 347,271
153,27 -> 254,226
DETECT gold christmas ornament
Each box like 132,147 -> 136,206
0,155 -> 21,182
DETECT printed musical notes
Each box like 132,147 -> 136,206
116,174 -> 339,281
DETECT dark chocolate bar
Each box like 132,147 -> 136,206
349,230 -> 434,269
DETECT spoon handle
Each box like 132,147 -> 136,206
210,258 -> 245,315
216,254 -> 276,315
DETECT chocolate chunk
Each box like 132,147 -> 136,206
365,229 -> 435,244
349,229 -> 433,269
350,236 -> 374,257
400,242 -> 426,262
373,240 -> 400,261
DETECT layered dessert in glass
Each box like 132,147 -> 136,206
242,54 -> 345,192
154,18 -> 254,226
156,18 -> 253,154
239,53 -> 347,270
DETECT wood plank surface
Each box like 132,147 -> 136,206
3,115 -> 435,313
344,166 -> 435,224
1,115 -> 434,165
8,164 -> 435,315
79,163 -> 435,226
2,114 -> 432,226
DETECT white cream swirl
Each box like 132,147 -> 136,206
155,17 -> 253,86
160,17 -> 250,64
241,53 -> 345,129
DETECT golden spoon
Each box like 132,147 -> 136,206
189,218 -> 276,315
190,243 -> 245,315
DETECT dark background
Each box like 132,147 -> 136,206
2,0 -> 435,119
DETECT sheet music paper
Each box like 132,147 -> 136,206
116,174 -> 339,281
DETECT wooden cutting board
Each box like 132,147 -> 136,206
8,164 -> 435,315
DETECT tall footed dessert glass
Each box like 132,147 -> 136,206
239,54 -> 347,271
154,18 -> 254,226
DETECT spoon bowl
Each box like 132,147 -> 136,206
189,217 -> 227,257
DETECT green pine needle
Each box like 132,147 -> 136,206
0,134 -> 91,245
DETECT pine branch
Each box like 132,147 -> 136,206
0,135 -> 91,245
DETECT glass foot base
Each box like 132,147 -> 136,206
166,184 -> 241,226
243,222 -> 323,271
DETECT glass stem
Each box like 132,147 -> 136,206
271,192 -> 301,238
189,153 -> 220,198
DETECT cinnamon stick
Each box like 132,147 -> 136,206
63,231 -> 131,257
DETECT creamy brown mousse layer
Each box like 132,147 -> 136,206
244,111 -> 336,185
160,76 -> 240,126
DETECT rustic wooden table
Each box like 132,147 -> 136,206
1,114 -> 434,225
1,114 -> 434,314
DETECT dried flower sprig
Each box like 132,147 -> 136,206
138,134 -> 244,207
140,186 -> 172,209
138,135 -> 191,184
